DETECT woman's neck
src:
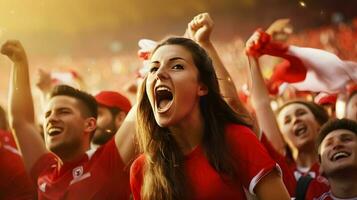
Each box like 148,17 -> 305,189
292,146 -> 318,169
169,104 -> 204,155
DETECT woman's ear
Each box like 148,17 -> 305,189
198,83 -> 208,96
84,117 -> 97,133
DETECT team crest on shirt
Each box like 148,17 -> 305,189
70,166 -> 91,185
72,166 -> 84,178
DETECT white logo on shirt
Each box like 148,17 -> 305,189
70,166 -> 91,185
39,182 -> 47,192
72,166 -> 84,178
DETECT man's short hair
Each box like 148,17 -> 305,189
317,118 -> 357,148
49,85 -> 98,119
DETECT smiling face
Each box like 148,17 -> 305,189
44,96 -> 89,157
145,44 -> 207,127
277,103 -> 321,151
319,129 -> 357,176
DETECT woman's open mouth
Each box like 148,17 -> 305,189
155,86 -> 173,113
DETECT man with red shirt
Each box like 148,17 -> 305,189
1,40 -> 136,199
307,119 -> 357,199
92,91 -> 131,148
0,129 -> 36,200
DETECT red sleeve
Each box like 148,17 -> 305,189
226,124 -> 280,194
99,138 -> 126,171
0,144 -> 37,199
130,155 -> 145,200
97,138 -> 131,199
30,153 -> 58,182
260,134 -> 296,196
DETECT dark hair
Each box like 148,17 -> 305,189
0,105 -> 9,130
49,85 -> 98,119
277,100 -> 329,125
317,118 -> 357,148
137,37 -> 252,199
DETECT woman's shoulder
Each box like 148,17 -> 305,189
130,154 -> 146,175
224,123 -> 267,156
130,155 -> 145,199
225,123 -> 256,140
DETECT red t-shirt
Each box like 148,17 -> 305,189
0,130 -> 37,200
260,134 -> 296,196
130,124 -> 279,200
31,139 -> 130,200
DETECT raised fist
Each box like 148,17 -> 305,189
185,13 -> 214,44
36,68 -> 53,92
1,40 -> 27,63
245,29 -> 271,57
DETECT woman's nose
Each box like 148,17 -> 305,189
156,67 -> 169,80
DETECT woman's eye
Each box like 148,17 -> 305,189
296,110 -> 307,116
284,118 -> 291,124
172,64 -> 184,70
149,66 -> 159,73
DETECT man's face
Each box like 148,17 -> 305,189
92,106 -> 117,145
44,96 -> 88,156
319,129 -> 357,176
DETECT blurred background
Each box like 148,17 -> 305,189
0,0 -> 356,107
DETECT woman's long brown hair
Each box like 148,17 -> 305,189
136,37 -> 253,200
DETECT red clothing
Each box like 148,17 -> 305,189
130,124 -> 279,200
311,191 -> 334,200
305,179 -> 332,200
0,130 -> 36,200
31,139 -> 130,200
260,134 -> 330,199
260,134 -> 296,196
309,190 -> 357,200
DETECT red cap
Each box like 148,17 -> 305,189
95,91 -> 131,114
316,94 -> 338,106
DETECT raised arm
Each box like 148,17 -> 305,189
245,32 -> 286,154
1,40 -> 48,172
255,169 -> 290,199
114,104 -> 137,166
184,13 -> 243,111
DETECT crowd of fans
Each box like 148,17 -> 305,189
0,12 -> 357,200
